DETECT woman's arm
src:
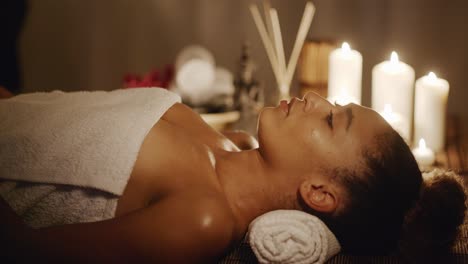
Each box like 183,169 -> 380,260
1,193 -> 235,263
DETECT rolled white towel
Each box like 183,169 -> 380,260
248,210 -> 341,264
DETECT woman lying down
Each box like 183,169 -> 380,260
0,88 -> 466,263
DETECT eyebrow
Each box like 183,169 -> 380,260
345,107 -> 354,131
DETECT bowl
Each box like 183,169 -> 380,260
200,111 -> 240,131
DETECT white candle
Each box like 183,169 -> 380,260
372,51 -> 415,142
175,45 -> 216,106
380,104 -> 409,141
414,72 -> 449,152
412,138 -> 435,167
328,42 -> 362,104
327,92 -> 359,106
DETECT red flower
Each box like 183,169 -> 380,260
122,65 -> 174,89
123,74 -> 142,88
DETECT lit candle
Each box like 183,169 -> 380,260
175,45 -> 216,106
372,51 -> 415,142
327,89 -> 359,106
380,104 -> 409,141
414,72 -> 449,152
328,42 -> 362,105
412,138 -> 435,167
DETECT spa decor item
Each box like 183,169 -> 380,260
249,1 -> 315,101
232,42 -> 263,135
414,72 -> 449,152
298,40 -> 336,98
190,66 -> 240,131
412,138 -> 436,167
372,51 -> 415,142
200,111 -> 241,132
173,45 -> 236,111
233,43 -> 262,111
123,66 -> 174,89
328,42 -> 362,105
379,104 -> 408,141
174,45 -> 217,106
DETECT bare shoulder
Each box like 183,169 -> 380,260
167,192 -> 237,242
129,191 -> 238,262
122,190 -> 236,263
162,102 -> 205,123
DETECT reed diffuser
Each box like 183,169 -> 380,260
249,1 -> 315,100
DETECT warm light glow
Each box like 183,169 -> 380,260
333,95 -> 353,105
342,42 -> 351,52
413,137 -> 435,167
390,51 -> 399,64
328,89 -> 359,105
428,72 -> 437,81
383,103 -> 393,115
418,138 -> 427,150
381,104 -> 397,123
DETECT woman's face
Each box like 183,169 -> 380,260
257,92 -> 391,176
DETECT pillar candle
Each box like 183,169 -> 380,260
412,138 -> 435,167
372,51 -> 414,142
414,72 -> 449,152
379,104 -> 409,140
328,42 -> 362,105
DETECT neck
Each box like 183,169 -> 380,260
215,149 -> 301,234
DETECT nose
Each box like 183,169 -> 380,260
303,91 -> 332,110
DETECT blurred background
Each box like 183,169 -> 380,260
2,0 -> 468,121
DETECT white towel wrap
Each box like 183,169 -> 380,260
0,88 -> 181,195
0,180 -> 118,229
248,210 -> 341,264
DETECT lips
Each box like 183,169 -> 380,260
288,98 -> 296,112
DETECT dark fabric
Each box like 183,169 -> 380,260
219,236 -> 258,264
0,0 -> 27,94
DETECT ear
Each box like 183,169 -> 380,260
299,178 -> 340,214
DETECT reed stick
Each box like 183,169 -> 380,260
263,0 -> 276,53
250,1 -> 316,100
285,2 -> 315,89
270,8 -> 287,93
249,4 -> 281,85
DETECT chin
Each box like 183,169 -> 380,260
257,107 -> 280,145
258,106 -> 274,127
257,108 -> 269,141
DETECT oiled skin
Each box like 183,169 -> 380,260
0,102 -> 257,263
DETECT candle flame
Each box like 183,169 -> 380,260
428,72 -> 437,81
390,51 -> 399,64
419,138 -> 427,150
331,95 -> 355,105
342,42 -> 351,52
